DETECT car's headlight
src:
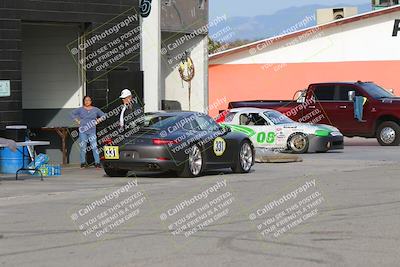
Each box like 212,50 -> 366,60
315,129 -> 330,137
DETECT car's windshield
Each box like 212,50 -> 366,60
359,83 -> 394,99
264,111 -> 294,125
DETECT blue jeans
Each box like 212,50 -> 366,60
79,132 -> 100,164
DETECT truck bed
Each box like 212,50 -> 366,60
228,100 -> 299,110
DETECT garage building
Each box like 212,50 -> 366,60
0,0 -> 208,164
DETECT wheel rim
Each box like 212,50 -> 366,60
290,134 -> 307,152
380,127 -> 396,144
240,143 -> 253,171
189,145 -> 202,175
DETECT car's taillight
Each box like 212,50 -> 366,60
152,139 -> 180,145
103,138 -> 113,145
216,110 -> 229,123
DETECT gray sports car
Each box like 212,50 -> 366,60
101,112 -> 255,177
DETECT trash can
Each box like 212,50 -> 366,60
0,146 -> 29,174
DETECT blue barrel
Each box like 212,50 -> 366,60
0,146 -> 29,174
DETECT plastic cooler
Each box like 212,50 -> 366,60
0,146 -> 29,174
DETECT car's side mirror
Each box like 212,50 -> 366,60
389,89 -> 395,95
348,91 -> 356,101
297,96 -> 306,104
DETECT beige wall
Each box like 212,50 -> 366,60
161,32 -> 208,112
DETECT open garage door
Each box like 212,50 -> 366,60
22,23 -> 83,126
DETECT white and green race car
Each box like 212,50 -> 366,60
220,108 -> 344,153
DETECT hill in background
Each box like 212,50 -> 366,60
209,3 -> 371,42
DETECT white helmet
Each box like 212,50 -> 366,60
119,89 -> 132,99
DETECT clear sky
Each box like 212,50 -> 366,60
210,0 -> 371,18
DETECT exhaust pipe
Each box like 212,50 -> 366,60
148,163 -> 160,170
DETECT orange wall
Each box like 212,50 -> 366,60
208,61 -> 400,117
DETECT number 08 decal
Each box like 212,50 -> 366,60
257,132 -> 276,144
213,137 -> 226,156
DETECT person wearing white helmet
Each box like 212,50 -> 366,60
119,89 -> 144,129
119,89 -> 132,128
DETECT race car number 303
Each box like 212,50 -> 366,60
213,137 -> 226,156
104,146 -> 119,160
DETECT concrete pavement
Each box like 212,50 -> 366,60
0,138 -> 399,267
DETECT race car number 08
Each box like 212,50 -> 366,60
213,137 -> 226,156
104,146 -> 119,160
257,132 -> 276,144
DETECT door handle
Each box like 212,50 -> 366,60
339,105 -> 347,109
308,105 -> 316,109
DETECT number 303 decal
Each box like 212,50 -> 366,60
213,137 -> 226,156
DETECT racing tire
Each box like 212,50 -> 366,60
104,167 -> 128,177
377,121 -> 400,146
232,140 -> 254,173
287,133 -> 309,154
177,144 -> 204,178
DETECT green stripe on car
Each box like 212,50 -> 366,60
222,124 -> 256,137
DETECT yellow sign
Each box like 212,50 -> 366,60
213,137 -> 226,156
104,146 -> 119,160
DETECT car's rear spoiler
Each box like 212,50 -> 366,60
228,100 -> 293,109
215,109 -> 229,123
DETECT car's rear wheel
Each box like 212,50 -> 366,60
232,140 -> 253,173
104,167 -> 128,177
288,133 -> 309,154
377,121 -> 400,146
177,144 -> 203,178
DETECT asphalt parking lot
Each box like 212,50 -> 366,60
0,137 -> 399,267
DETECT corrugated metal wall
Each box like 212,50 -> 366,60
0,0 -> 140,128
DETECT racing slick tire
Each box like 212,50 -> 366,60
104,167 -> 129,177
287,133 -> 309,154
377,121 -> 400,146
177,144 -> 204,178
232,140 -> 254,173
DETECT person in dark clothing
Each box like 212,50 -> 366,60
118,89 -> 144,130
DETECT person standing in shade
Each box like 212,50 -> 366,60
119,89 -> 144,129
72,96 -> 105,168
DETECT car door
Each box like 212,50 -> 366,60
262,111 -> 293,149
335,85 -> 369,134
194,115 -> 234,166
305,85 -> 339,127
242,113 -> 279,149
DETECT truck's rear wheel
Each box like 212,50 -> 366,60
377,121 -> 400,146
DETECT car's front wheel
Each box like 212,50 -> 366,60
104,167 -> 128,177
232,140 -> 254,173
377,121 -> 400,146
288,133 -> 309,154
177,144 -> 203,178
